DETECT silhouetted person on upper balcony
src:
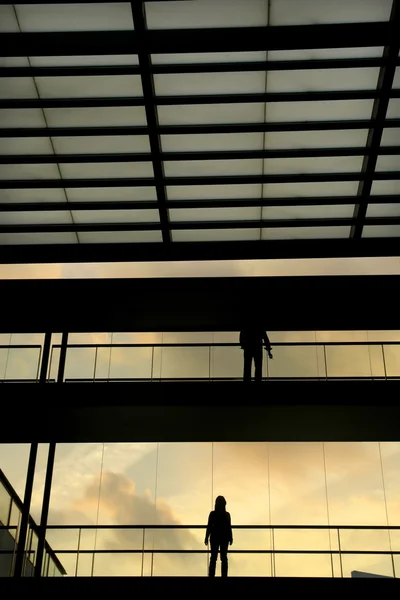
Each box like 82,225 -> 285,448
240,327 -> 273,383
205,495 -> 233,577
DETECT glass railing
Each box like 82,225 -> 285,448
42,524 -> 399,578
2,340 -> 400,382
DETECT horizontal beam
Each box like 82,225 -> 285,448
1,57 -> 398,77
1,22 -> 391,56
1,147 -> 400,165
1,238 -> 400,264
1,216 -> 400,234
1,171 -> 399,188
3,89 -> 399,110
2,119 -> 399,137
1,195 -> 399,212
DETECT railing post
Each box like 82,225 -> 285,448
34,443 -> 56,577
57,332 -> 68,383
13,443 -> 38,577
75,527 -> 81,577
337,528 -> 343,578
39,332 -> 52,383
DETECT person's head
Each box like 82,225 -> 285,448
214,495 -> 227,512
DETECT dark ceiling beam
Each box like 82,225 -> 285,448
1,171 -> 399,189
3,89 -> 399,110
1,216 -> 400,234
2,22 -> 390,57
351,0 -> 400,239
1,147 -> 400,165
1,238 -> 400,265
1,57 -> 399,78
1,195 -> 400,213
2,119 -> 400,138
131,1 -> 170,243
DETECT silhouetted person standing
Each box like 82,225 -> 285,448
240,327 -> 273,383
205,496 -> 233,577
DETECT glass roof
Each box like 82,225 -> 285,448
0,0 -> 399,259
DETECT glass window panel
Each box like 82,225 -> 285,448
0,480 -> 11,525
268,442 -> 327,524
380,443 -> 400,527
324,442 -> 387,526
146,0 -> 269,29
0,5 -> 19,31
262,205 -> 354,220
158,103 -> 265,125
325,345 -> 373,378
342,554 -> 394,578
263,181 -> 358,196
168,184 -> 262,200
72,209 -> 159,224
45,106 -> 147,128
0,138 -> 54,156
155,72 -> 266,96
0,109 -> 46,128
152,51 -> 266,64
108,346 -> 153,380
64,347 -> 96,381
267,345 -> 321,377
170,207 -> 261,222
387,99 -> 400,119
274,528 -> 332,551
270,0 -> 392,25
375,155 -> 400,171
97,442 -> 158,524
213,442 -> 270,524
0,444 -> 30,500
261,226 -> 350,239
35,76 -> 143,99
78,231 -> 163,243
210,345 -> 243,379
0,164 -> 60,180
381,129 -> 400,146
172,229 -> 260,241
1,211 -> 73,225
59,162 -> 154,179
0,78 -> 38,99
155,443 -> 211,525
164,159 -> 262,177
92,553 -> 142,576
263,156 -> 363,174
0,189 -> 67,203
371,180 -> 400,196
367,204 -> 400,218
0,57 -> 30,67
151,552 -> 207,577
265,129 -> 368,149
382,345 -> 400,377
52,136 -> 151,155
160,347 -> 209,379
269,47 -> 384,61
0,232 -> 78,244
274,553 -> 333,577
161,132 -> 263,152
30,55 -> 139,67
393,68 -> 400,89
339,529 -> 391,552
66,187 -> 157,202
16,3 -> 134,31
229,553 -> 272,577
363,225 -> 400,237
265,99 -> 374,122
267,68 -> 380,93
48,443 -> 104,525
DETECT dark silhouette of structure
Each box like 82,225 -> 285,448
240,328 -> 273,383
205,496 -> 233,577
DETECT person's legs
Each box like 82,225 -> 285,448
243,349 -> 252,382
254,346 -> 263,383
209,539 -> 218,577
220,542 -> 229,577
